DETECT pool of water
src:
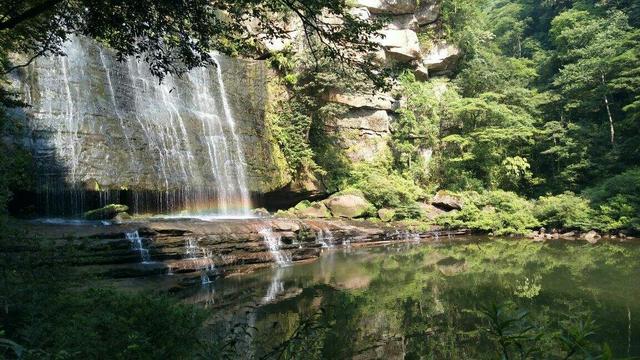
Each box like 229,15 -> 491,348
177,239 -> 639,359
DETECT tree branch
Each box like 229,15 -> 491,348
0,0 -> 64,30
2,50 -> 46,74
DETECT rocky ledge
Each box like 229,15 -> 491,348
13,218 -> 466,283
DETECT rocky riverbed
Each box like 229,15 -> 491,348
9,217 -> 466,284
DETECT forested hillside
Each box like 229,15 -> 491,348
427,0 -> 640,233
0,0 -> 639,235
274,0 -> 640,235
1,1 -> 640,358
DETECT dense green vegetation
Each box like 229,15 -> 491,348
268,0 -> 640,235
1,0 -> 638,358
0,235 -> 208,359
428,0 -> 640,234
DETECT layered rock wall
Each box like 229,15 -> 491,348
7,1 -> 459,214
11,37 -> 289,193
320,0 -> 459,164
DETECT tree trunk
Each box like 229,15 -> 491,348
602,74 -> 615,146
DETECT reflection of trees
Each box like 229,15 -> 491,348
215,240 -> 640,358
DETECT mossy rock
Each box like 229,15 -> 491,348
332,188 -> 366,198
378,208 -> 396,222
324,194 -> 375,219
297,202 -> 331,218
430,190 -> 463,211
293,200 -> 312,211
84,204 -> 129,220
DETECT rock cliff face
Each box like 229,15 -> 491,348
10,37 -> 289,215
320,0 -> 458,164
8,1 -> 457,215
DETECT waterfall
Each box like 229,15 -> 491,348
259,227 -> 292,267
16,36 -> 254,217
393,229 -> 421,243
184,237 -> 216,285
125,230 -> 151,263
316,229 -> 334,248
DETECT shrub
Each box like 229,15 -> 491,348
534,192 -> 594,231
8,288 -> 207,358
348,162 -> 425,210
438,190 -> 539,235
394,202 -> 424,220
584,168 -> 640,232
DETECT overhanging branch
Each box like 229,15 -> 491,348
0,0 -> 64,30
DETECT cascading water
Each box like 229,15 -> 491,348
184,237 -> 216,285
393,229 -> 421,243
125,230 -> 151,263
316,229 -> 334,248
258,227 -> 292,267
13,36 -> 254,217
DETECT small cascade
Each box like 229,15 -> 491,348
185,237 -> 200,259
125,231 -> 151,263
392,229 -> 421,243
316,229 -> 334,248
184,237 -> 216,285
259,227 -> 292,267
201,248 -> 216,285
407,231 -> 421,243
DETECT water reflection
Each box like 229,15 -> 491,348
184,239 -> 640,358
263,267 -> 286,303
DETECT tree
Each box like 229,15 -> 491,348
0,0 -> 384,82
551,9 -> 637,146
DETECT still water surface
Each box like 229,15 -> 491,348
178,239 -> 639,358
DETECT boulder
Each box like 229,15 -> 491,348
83,204 -> 129,220
252,208 -> 271,217
385,14 -> 419,30
335,109 -> 391,133
297,202 -> 331,218
417,203 -> 445,220
271,220 -> 301,233
325,90 -> 399,111
378,208 -> 396,222
415,0 -> 440,25
377,29 -> 422,62
324,194 -> 374,218
356,0 -> 417,15
112,212 -> 132,222
560,231 -> 576,240
531,233 -> 545,242
430,191 -> 462,211
421,42 -> 460,73
584,230 -> 601,244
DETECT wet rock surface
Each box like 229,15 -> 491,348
15,217 -> 466,281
